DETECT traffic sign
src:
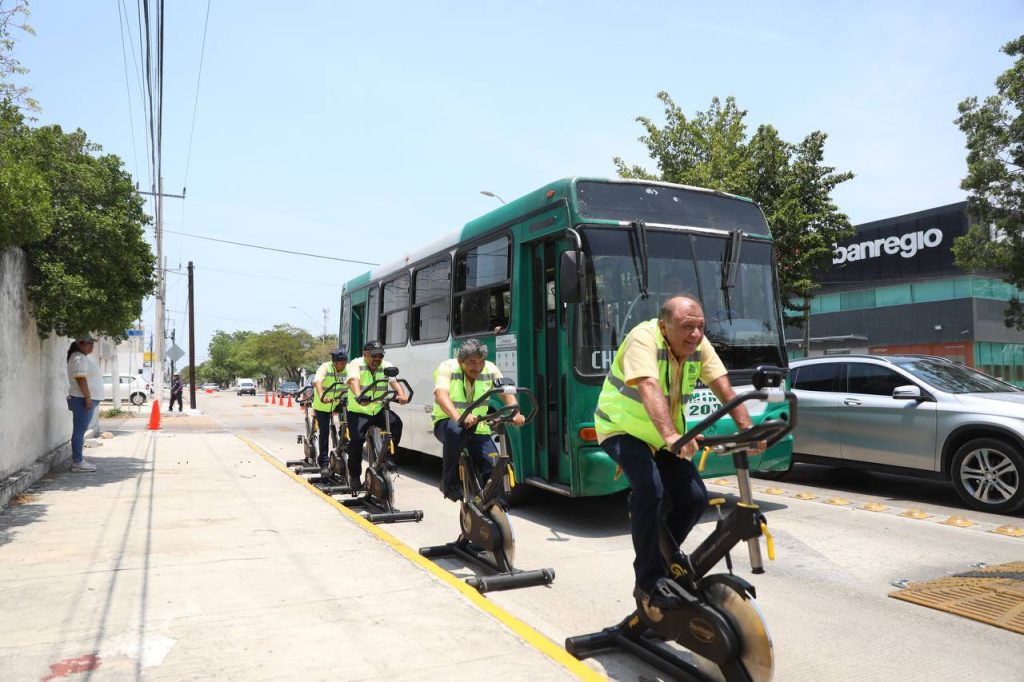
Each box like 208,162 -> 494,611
166,344 -> 185,363
127,329 -> 144,337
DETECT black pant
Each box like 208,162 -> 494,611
602,434 -> 708,593
169,391 -> 183,412
346,411 -> 403,480
314,409 -> 335,468
434,419 -> 497,500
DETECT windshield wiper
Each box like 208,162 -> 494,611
629,220 -> 650,300
720,229 -> 744,316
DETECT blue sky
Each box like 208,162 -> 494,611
12,1 -> 1022,364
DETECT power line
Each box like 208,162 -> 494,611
184,0 -> 212,187
162,228 -> 379,266
115,0 -> 142,182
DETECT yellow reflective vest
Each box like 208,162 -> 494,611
594,319 -> 703,450
432,358 -> 500,435
311,361 -> 345,412
346,358 -> 396,416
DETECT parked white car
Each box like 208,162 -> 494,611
102,374 -> 150,406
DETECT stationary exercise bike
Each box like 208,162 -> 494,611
566,366 -> 797,682
341,367 -> 423,524
288,385 -> 320,472
419,378 -> 555,593
309,382 -> 353,495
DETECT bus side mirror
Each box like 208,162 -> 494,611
560,250 -> 584,304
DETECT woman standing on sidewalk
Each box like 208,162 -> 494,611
66,335 -> 103,472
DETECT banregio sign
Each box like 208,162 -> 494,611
823,202 -> 969,284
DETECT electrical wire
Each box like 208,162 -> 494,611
116,0 -> 142,182
183,0 -> 211,188
162,228 -> 379,266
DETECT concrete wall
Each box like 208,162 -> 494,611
0,248 -> 73,508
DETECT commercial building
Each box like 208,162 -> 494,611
787,202 -> 1024,387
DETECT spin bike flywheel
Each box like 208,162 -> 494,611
459,502 -> 516,569
691,582 -> 774,682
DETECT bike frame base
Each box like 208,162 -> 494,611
566,617 -> 716,682
418,541 -> 555,593
342,495 -> 423,525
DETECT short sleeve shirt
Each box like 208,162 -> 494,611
67,352 -> 105,398
434,358 -> 504,392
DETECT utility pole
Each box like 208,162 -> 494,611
140,181 -> 185,408
169,327 -> 176,376
322,307 -> 329,340
188,261 -> 197,409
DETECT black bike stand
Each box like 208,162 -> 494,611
342,495 -> 423,524
419,541 -> 555,593
566,616 -> 721,682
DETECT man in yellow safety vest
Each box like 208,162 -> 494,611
432,338 -> 524,501
594,295 -> 764,610
312,348 -> 349,477
346,340 -> 409,491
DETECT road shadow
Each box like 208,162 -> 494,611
775,462 -> 1022,516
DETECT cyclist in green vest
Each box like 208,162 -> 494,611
345,340 -> 409,490
594,295 -> 764,610
433,338 -> 524,501
312,348 -> 349,477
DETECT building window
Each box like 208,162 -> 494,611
412,258 -> 450,342
380,275 -> 410,346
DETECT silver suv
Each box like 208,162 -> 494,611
788,355 -> 1024,514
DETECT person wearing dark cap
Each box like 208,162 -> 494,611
345,340 -> 409,489
169,374 -> 184,412
66,335 -> 103,472
311,348 -> 349,477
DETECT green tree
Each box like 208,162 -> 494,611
0,0 -> 37,110
22,125 -> 156,339
953,35 -> 1024,329
0,100 -> 52,248
251,324 -> 316,383
614,93 -> 854,332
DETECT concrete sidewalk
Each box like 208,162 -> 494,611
0,423 -> 591,680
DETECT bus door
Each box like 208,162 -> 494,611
527,238 -> 570,489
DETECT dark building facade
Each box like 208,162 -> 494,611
787,202 -> 1024,387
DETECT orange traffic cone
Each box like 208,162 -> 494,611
286,394 -> 293,408
148,400 -> 161,431
264,391 -> 269,403
272,393 -> 277,405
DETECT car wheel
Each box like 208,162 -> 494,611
130,392 -> 145,406
950,437 -> 1024,514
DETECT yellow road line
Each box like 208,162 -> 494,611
237,435 -> 605,681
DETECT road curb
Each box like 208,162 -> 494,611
236,434 -> 605,682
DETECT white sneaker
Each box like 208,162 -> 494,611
71,460 -> 97,472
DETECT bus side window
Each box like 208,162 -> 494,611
453,235 -> 510,336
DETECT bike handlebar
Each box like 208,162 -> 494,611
669,366 -> 797,456
355,376 -> 414,406
457,380 -> 538,428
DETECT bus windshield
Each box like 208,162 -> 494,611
577,226 -> 786,380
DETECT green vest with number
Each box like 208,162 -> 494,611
593,319 -> 703,449
346,358 -> 395,416
432,359 -> 499,435
312,361 -> 346,412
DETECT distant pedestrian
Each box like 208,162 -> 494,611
170,373 -> 184,412
66,335 -> 103,472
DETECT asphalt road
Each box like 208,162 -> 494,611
195,392 -> 1024,681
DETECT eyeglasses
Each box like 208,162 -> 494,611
370,353 -> 385,359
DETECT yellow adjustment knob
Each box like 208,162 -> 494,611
389,440 -> 395,454
698,446 -> 712,472
708,498 -> 726,507
761,522 -> 775,561
507,464 -> 516,488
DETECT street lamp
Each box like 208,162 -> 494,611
480,190 -> 506,205
290,306 -> 324,337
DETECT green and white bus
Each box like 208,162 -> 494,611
339,178 -> 792,498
